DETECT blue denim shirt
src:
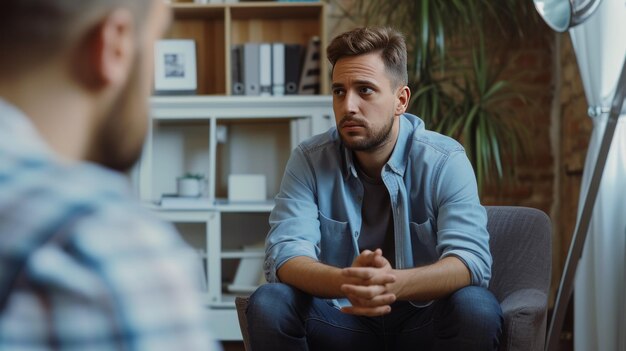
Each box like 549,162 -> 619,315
265,113 -> 491,306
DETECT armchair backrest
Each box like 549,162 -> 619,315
485,206 -> 552,351
485,206 -> 552,302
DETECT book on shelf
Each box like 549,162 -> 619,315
157,194 -> 211,209
227,243 -> 266,294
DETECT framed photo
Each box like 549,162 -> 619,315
154,39 -> 197,95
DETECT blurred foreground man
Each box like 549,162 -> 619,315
0,1 -> 219,349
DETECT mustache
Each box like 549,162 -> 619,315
338,116 -> 367,128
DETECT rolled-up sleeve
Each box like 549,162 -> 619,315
434,151 -> 491,288
264,146 -> 321,283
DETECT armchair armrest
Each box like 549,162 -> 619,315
499,289 -> 548,351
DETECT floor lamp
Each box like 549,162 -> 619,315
532,1 -> 626,350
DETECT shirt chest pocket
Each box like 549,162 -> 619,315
317,211 -> 354,268
410,219 -> 439,266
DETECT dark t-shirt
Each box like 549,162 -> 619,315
357,169 -> 396,268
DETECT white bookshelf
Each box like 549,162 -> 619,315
141,1 -> 332,340
136,95 -> 333,340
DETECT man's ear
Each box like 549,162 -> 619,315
395,85 -> 411,115
73,9 -> 135,90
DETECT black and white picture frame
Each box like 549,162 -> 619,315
154,39 -> 197,95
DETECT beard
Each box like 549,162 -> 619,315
338,114 -> 395,152
88,55 -> 148,173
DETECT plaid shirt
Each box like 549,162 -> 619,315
0,99 -> 219,350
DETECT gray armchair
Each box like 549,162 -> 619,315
235,206 -> 552,351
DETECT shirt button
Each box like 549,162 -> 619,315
354,231 -> 358,236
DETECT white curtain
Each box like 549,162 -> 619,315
569,0 -> 626,350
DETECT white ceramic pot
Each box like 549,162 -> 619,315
177,178 -> 202,197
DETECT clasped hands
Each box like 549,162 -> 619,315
340,248 -> 397,316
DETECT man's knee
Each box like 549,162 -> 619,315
247,283 -> 305,321
445,286 -> 502,327
436,286 -> 503,346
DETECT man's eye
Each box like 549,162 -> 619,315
359,87 -> 374,94
333,89 -> 345,96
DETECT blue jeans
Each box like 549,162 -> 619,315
246,283 -> 502,351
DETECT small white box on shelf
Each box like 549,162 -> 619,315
228,174 -> 266,202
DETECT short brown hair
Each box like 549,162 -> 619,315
327,27 -> 408,87
0,0 -> 151,75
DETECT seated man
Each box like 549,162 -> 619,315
247,27 -> 502,350
0,0 -> 218,349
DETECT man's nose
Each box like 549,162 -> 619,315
342,91 -> 358,115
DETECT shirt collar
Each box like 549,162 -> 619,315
0,98 -> 56,160
342,113 -> 423,180
343,147 -> 359,180
0,98 -> 133,198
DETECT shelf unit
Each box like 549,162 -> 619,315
140,95 -> 333,203
165,1 -> 329,95
136,1 -> 332,340
137,95 -> 333,340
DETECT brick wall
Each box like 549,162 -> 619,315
480,33 -> 554,215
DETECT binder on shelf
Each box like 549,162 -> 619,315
271,43 -> 285,96
231,45 -> 245,95
285,44 -> 303,95
243,43 -> 260,96
298,36 -> 321,95
259,43 -> 272,97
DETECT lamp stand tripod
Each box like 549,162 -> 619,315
546,54 -> 626,350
